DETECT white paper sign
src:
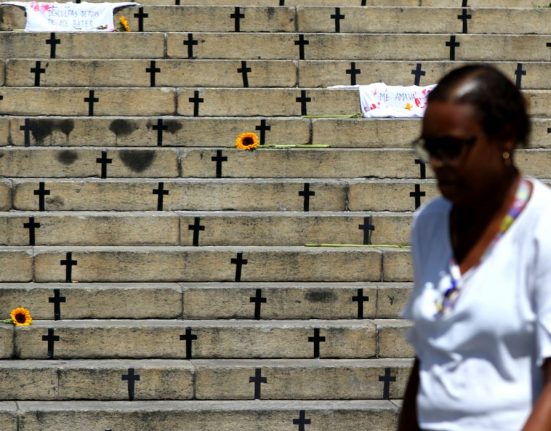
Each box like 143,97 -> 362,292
1,1 -> 137,31
359,83 -> 436,118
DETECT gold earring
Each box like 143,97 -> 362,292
502,152 -> 510,160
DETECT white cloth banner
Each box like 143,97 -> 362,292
1,1 -> 137,31
358,83 -> 436,118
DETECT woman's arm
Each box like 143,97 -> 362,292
522,358 -> 551,431
397,358 -> 421,431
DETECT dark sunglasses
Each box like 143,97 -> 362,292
412,136 -> 477,163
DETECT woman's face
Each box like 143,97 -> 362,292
421,100 -> 512,206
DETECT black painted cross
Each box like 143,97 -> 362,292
96,150 -> 112,179
249,368 -> 267,400
457,8 -> 472,34
183,33 -> 199,59
146,60 -> 161,87
231,7 -> 245,32
411,63 -> 426,86
378,367 -> 396,400
152,118 -> 168,146
361,0 -> 367,5
211,150 -> 228,178
42,327 -> 60,359
446,35 -> 460,61
60,252 -> 77,282
547,41 -> 551,51
85,90 -> 99,116
20,119 -> 32,147
462,0 -> 468,6
31,61 -> 46,87
308,328 -> 326,358
330,7 -> 345,33
46,33 -> 60,59
179,327 -> 197,359
515,63 -> 526,89
358,216 -> 375,245
299,183 -> 315,212
250,288 -> 267,320
295,34 -> 310,60
134,7 -> 148,32
231,252 -> 248,282
23,216 -> 41,246
346,62 -> 361,86
238,61 -> 252,88
34,182 -> 51,211
152,182 -> 169,211
255,119 -> 271,146
189,90 -> 204,117
352,288 -> 369,319
410,184 -> 426,209
296,90 -> 311,116
49,289 -> 66,321
122,368 -> 141,400
293,410 -> 311,431
415,159 -> 426,179
188,217 -> 205,246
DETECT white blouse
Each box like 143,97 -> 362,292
403,178 -> 551,431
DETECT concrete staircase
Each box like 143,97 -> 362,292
0,1 -> 550,430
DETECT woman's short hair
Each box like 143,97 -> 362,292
427,64 -> 531,148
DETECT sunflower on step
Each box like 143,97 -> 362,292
235,132 -> 260,151
2,307 -> 32,326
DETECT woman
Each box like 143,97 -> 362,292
398,65 -> 551,430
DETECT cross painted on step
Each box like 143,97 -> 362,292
352,288 -> 369,319
134,7 -> 149,32
189,91 -> 204,117
280,0 -> 285,4
295,34 -> 309,60
188,217 -> 205,246
330,7 -> 345,33
446,35 -> 460,61
462,0 -> 468,6
457,8 -> 471,34
250,288 -> 267,320
31,61 -> 46,87
249,368 -> 267,399
299,183 -> 315,212
378,367 -> 396,400
96,150 -> 112,179
346,62 -> 361,86
296,90 -> 311,116
122,368 -> 141,400
60,252 -> 77,282
152,119 -> 168,146
179,327 -> 197,359
85,90 -> 99,116
255,119 -> 271,146
20,119 -> 32,147
231,252 -> 248,282
49,289 -> 66,321
308,328 -> 326,358
23,216 -> 40,246
361,0 -> 367,5
146,60 -> 161,87
293,410 -> 311,431
515,63 -> 526,89
238,61 -> 252,88
415,159 -> 426,179
152,182 -> 169,211
34,182 -> 51,211
410,184 -> 426,209
231,7 -> 245,32
46,33 -> 60,59
183,33 -> 199,59
411,63 -> 426,86
359,216 -> 375,245
42,327 -> 60,359
211,150 -> 228,178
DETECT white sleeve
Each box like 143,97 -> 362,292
533,212 -> 551,366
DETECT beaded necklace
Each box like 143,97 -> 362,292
435,178 -> 531,316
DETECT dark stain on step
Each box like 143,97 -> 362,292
29,119 -> 74,144
57,150 -> 78,165
119,150 -> 156,172
165,120 -> 182,134
109,119 -> 137,136
305,290 -> 337,303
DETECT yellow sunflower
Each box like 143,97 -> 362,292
235,132 -> 260,151
118,16 -> 130,32
9,307 -> 32,326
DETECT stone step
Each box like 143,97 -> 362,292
14,0 -> 548,5
10,178 -> 439,212
7,319 -> 411,359
0,400 -> 400,431
0,358 -> 412,400
0,245 -> 412,282
0,281 -> 411,319
3,116 -> 551,148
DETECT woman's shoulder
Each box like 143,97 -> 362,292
413,196 -> 451,225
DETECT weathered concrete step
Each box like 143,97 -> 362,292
0,245 -> 412,282
0,358 -> 412,400
0,211 -> 412,246
11,178 -> 439,212
0,400 -> 400,431
10,319 -> 411,359
4,117 -> 551,149
5,59 -> 297,88
0,281 -> 411,319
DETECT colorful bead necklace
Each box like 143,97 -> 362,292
435,178 -> 532,316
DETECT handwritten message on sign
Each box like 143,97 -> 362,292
359,83 -> 436,118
